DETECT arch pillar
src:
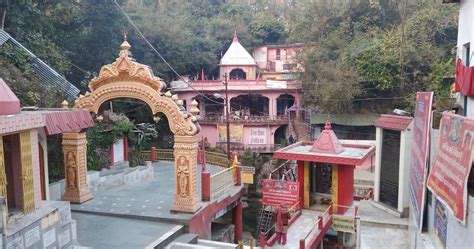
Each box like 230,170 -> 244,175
172,134 -> 200,213
62,131 -> 92,203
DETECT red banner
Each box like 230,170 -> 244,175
262,179 -> 299,207
427,112 -> 474,224
409,92 -> 433,230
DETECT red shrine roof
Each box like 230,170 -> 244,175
0,78 -> 20,115
374,114 -> 413,131
274,120 -> 375,166
310,120 -> 345,154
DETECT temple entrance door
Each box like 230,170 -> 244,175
39,143 -> 46,200
3,134 -> 22,212
379,129 -> 401,209
310,163 -> 333,210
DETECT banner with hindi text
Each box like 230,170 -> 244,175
408,92 -> 433,230
427,112 -> 474,224
217,124 -> 243,143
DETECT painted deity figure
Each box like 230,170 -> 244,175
177,156 -> 189,197
66,151 -> 77,189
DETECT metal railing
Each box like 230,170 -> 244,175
199,114 -> 289,125
216,143 -> 283,153
141,149 -> 229,166
299,204 -> 334,249
210,167 -> 236,199
156,149 -> 174,161
269,160 -> 296,181
140,151 -> 151,161
205,151 -> 229,167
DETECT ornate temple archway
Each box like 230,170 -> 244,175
74,39 -> 201,213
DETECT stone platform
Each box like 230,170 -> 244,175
71,162 -> 243,248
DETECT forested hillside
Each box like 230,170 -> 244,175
0,0 -> 458,112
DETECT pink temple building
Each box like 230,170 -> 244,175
171,32 -> 306,152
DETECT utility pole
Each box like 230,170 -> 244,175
224,73 -> 231,166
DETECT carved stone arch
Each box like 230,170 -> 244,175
73,39 -> 201,213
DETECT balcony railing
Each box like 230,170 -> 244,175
199,114 -> 289,125
216,143 -> 284,153
173,79 -> 302,91
210,167 -> 236,199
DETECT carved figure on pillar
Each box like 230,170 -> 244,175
66,151 -> 77,189
62,131 -> 92,203
177,156 -> 190,197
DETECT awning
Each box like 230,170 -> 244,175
311,113 -> 379,126
44,110 -> 94,135
374,114 -> 412,131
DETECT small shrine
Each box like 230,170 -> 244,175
0,78 -> 94,248
273,118 -> 375,214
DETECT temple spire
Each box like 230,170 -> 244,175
233,31 -> 238,42
324,114 -> 332,130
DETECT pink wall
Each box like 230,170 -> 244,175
200,124 -> 218,147
254,46 -> 303,72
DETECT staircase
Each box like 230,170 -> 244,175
289,111 -> 311,141
257,206 -> 275,236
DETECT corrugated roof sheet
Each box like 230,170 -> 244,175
0,30 -> 80,100
374,114 -> 413,131
44,110 -> 94,135
311,113 -> 379,126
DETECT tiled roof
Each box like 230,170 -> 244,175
43,110 -> 94,135
374,114 -> 413,131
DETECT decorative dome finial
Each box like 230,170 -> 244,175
324,114 -> 332,130
120,30 -> 131,51
233,31 -> 238,42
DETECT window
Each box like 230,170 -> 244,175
464,43 -> 471,66
276,49 -> 281,60
229,68 -> 246,80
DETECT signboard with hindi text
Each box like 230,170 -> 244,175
427,112 -> 474,224
332,215 -> 355,233
262,179 -> 299,207
409,92 -> 434,230
249,128 -> 267,144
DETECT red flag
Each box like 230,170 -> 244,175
201,68 -> 205,81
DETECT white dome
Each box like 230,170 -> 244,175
220,32 -> 256,66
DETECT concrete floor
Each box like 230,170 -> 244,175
358,200 -> 409,249
71,162 -> 223,222
73,212 -> 181,249
270,209 -> 323,249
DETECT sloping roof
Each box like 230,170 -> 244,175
43,109 -> 94,135
311,113 -> 379,126
0,78 -> 20,115
310,121 -> 344,154
374,114 -> 413,131
220,32 -> 256,66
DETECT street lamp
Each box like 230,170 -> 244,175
213,73 -> 231,166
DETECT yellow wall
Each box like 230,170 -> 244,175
332,164 -> 339,210
304,161 -> 310,208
